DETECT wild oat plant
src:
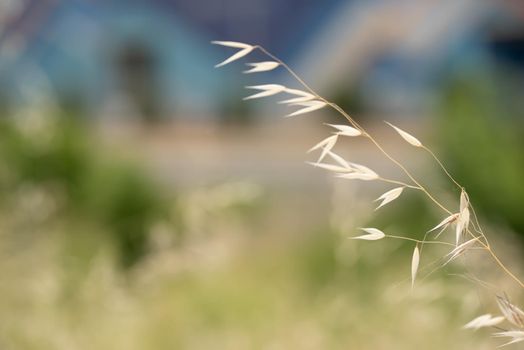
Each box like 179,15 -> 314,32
212,40 -> 524,347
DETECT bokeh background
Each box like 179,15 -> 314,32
0,0 -> 523,349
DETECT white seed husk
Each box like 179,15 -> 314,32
385,121 -> 422,147
325,124 -> 362,137
411,245 -> 420,289
427,213 -> 459,233
286,101 -> 327,117
463,314 -> 505,330
214,47 -> 254,67
243,61 -> 280,73
352,228 -> 385,240
375,187 -> 404,210
306,162 -> 351,173
243,84 -> 286,100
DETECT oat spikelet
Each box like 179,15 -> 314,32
352,228 -> 385,240
243,61 -> 280,73
496,295 -> 524,328
308,135 -> 337,153
279,88 -> 316,103
243,84 -> 286,100
375,187 -> 404,210
325,151 -> 350,168
286,101 -> 327,117
336,162 -> 379,180
211,41 -> 253,49
212,41 -> 254,67
443,238 -> 477,266
427,213 -> 459,234
325,124 -> 362,137
493,331 -> 524,347
463,314 -> 505,330
279,96 -> 315,104
306,162 -> 351,173
348,162 -> 379,179
411,245 -> 420,289
284,88 -> 315,98
308,135 -> 338,162
385,121 -> 422,147
460,189 -> 469,212
456,190 -> 471,245
336,172 -> 378,181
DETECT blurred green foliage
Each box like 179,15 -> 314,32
0,114 -> 169,267
0,220 -> 487,349
0,111 -> 498,349
438,73 -> 524,239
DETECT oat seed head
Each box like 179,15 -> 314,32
286,100 -> 327,117
496,295 -> 524,328
411,245 -> 420,290
212,41 -> 255,67
427,213 -> 459,234
463,314 -> 505,330
325,123 -> 362,137
336,172 -> 378,181
492,331 -> 524,347
308,135 -> 338,162
243,84 -> 286,100
384,121 -> 422,147
306,162 -> 352,173
325,151 -> 351,169
243,61 -> 280,73
352,228 -> 386,240
374,187 -> 404,210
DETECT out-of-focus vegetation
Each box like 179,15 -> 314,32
0,113 -> 170,267
0,110 -> 496,349
0,206 -> 492,349
439,72 -> 524,240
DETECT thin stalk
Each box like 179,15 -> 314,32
377,177 -> 419,190
423,145 -> 488,237
385,235 -> 455,247
486,247 -> 524,289
423,146 -> 462,190
256,46 -> 319,97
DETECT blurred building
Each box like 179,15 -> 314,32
0,0 -> 523,121
0,0 -> 230,121
0,0 -> 342,122
293,0 -> 524,115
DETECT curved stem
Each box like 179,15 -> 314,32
385,234 -> 455,247
377,177 -> 419,189
423,145 -> 487,238
486,247 -> 524,289
256,46 -> 319,97
422,146 -> 462,190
